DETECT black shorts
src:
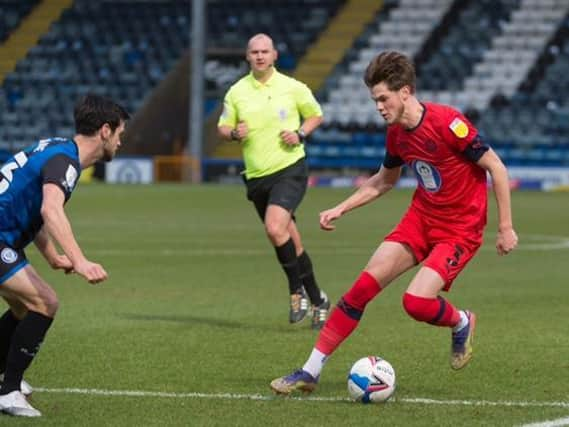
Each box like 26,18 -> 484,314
0,242 -> 28,283
244,158 -> 308,220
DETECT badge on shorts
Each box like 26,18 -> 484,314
449,118 -> 469,138
1,248 -> 18,264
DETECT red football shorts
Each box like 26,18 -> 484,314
384,207 -> 482,291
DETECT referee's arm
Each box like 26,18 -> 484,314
218,122 -> 247,142
298,115 -> 323,137
218,125 -> 236,141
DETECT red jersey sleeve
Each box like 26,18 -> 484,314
383,126 -> 404,168
439,107 -> 478,152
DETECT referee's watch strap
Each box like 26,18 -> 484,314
296,128 -> 307,143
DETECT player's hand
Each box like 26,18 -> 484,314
496,227 -> 518,256
234,121 -> 248,140
280,130 -> 301,146
50,254 -> 74,273
319,206 -> 344,231
73,260 -> 108,284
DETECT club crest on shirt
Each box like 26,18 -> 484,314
412,160 -> 442,192
449,118 -> 469,138
1,248 -> 18,264
424,139 -> 438,153
278,108 -> 287,121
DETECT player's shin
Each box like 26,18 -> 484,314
313,272 -> 382,364
1,312 -> 53,394
297,250 -> 324,305
274,238 -> 303,294
0,310 -> 20,374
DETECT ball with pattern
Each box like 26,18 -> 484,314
347,356 -> 396,403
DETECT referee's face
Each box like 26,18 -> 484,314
246,37 -> 277,76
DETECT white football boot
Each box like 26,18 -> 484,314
0,390 -> 41,417
0,374 -> 33,396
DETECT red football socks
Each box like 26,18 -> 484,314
402,293 -> 460,327
315,271 -> 381,355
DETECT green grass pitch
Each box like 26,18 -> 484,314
9,184 -> 569,426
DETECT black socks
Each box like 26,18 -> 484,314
0,310 -> 20,374
298,251 -> 324,306
274,239 -> 324,305
1,311 -> 53,394
274,238 -> 303,294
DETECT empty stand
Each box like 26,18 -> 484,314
0,0 -> 38,43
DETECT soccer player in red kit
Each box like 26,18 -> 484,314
270,51 -> 519,395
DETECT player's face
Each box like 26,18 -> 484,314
101,122 -> 125,162
370,82 -> 405,125
246,37 -> 277,75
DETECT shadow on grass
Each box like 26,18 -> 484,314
119,313 -> 303,333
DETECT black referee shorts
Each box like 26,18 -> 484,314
244,158 -> 308,221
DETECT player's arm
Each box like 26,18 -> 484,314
319,165 -> 402,231
475,148 -> 518,255
33,226 -> 73,272
40,183 -> 108,283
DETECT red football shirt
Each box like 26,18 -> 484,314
385,102 -> 487,234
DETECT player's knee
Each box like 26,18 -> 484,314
29,289 -> 59,317
264,219 -> 286,241
402,293 -> 435,322
44,294 -> 59,317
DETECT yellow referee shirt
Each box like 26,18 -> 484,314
218,69 -> 322,179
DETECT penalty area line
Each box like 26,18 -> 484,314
35,387 -> 569,409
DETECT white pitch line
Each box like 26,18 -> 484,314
35,387 -> 569,409
520,416 -> 569,427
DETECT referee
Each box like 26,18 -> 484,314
218,33 -> 329,329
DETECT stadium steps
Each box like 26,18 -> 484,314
519,10 -> 569,95
293,0 -> 383,92
414,0 -> 473,75
0,0 -> 73,85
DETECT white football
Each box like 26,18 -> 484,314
347,356 -> 396,403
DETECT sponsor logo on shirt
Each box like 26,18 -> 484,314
1,248 -> 18,264
278,108 -> 287,121
449,118 -> 469,138
412,160 -> 441,192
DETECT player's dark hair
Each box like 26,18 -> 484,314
364,51 -> 416,93
74,94 -> 130,136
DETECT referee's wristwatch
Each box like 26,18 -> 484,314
295,128 -> 307,143
230,128 -> 240,141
